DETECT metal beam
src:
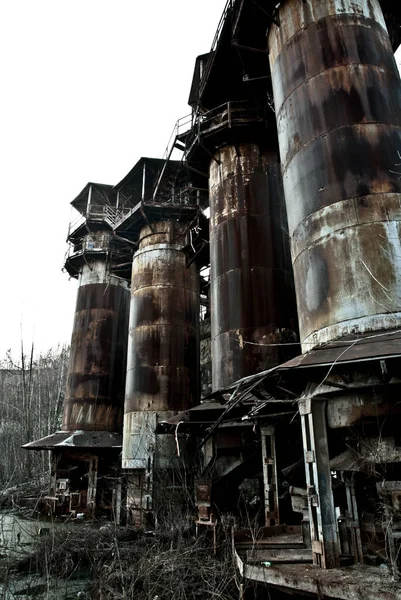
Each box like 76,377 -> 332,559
300,396 -> 340,569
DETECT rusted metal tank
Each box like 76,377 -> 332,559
268,0 -> 401,351
63,248 -> 130,432
209,143 -> 298,391
123,220 -> 199,468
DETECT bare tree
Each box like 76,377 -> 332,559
0,344 -> 69,487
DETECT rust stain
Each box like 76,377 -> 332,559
209,142 -> 299,390
63,279 -> 130,433
125,220 -> 199,414
269,0 -> 401,349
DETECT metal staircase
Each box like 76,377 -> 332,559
152,113 -> 193,201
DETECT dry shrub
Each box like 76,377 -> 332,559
91,528 -> 238,600
16,521 -> 238,600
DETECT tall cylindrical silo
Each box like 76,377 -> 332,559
63,234 -> 130,432
209,142 -> 298,390
268,0 -> 401,351
123,220 -> 199,469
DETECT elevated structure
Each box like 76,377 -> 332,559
266,0 -> 401,571
170,0 -> 300,552
123,220 -> 199,470
63,183 -> 131,435
110,157 -> 208,526
174,0 -> 401,595
25,183 -> 131,520
22,1 -> 401,594
63,187 -> 129,432
185,0 -> 299,391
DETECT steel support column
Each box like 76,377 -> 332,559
261,426 -> 280,526
87,455 -> 98,515
300,396 -> 340,568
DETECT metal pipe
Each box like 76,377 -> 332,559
141,162 -> 146,202
268,0 -> 401,351
86,184 -> 92,218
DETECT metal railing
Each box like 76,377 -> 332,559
150,185 -> 207,207
67,205 -> 133,239
152,113 -> 193,201
67,211 -> 86,240
186,100 -> 262,155
147,1 -> 237,208
102,205 -> 132,228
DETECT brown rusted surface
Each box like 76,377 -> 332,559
269,0 -> 388,68
124,220 -> 199,414
268,0 -> 401,351
279,329 -> 401,370
63,263 -> 130,433
209,143 -> 298,390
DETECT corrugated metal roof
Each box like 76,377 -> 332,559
278,330 -> 401,371
23,430 -> 122,451
113,157 -> 181,196
175,330 -> 401,442
71,183 -> 114,215
206,329 -> 401,398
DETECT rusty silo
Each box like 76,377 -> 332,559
122,219 -> 199,469
24,182 -> 131,520
63,254 -> 130,433
62,184 -> 131,433
209,141 -> 298,390
268,0 -> 401,351
184,1 -> 300,391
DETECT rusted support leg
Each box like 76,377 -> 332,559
261,426 -> 279,526
145,455 -> 154,525
87,455 -> 98,516
300,397 -> 340,569
126,470 -> 146,527
382,501 -> 399,578
338,514 -> 350,556
50,451 -> 60,497
213,523 -> 217,556
114,478 -> 122,526
344,474 -> 364,564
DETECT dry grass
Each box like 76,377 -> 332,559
14,520 -> 238,600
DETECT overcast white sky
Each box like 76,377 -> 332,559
0,0 -> 226,359
0,3 -> 400,359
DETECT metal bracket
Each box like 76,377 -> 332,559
305,450 -> 315,464
140,205 -> 155,233
299,397 -> 312,415
251,0 -> 280,26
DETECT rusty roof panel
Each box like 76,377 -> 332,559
23,431 -> 122,451
71,183 -> 115,216
279,330 -> 401,370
